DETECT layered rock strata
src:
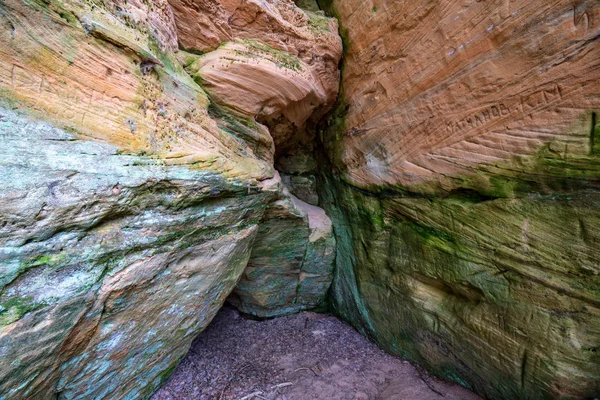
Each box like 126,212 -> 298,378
0,105 -> 275,398
318,0 -> 600,399
170,0 -> 343,206
3,0 -> 599,398
0,0 -> 340,397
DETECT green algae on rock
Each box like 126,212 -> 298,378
316,0 -> 600,398
0,107 -> 279,398
0,0 -> 341,397
319,172 -> 600,399
229,186 -> 336,318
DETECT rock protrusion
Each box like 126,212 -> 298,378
228,178 -> 335,318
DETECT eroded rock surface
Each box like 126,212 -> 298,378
3,0 -> 598,398
229,184 -> 335,317
168,0 -> 343,211
318,0 -> 600,399
0,107 -> 275,398
0,0 -> 340,397
325,0 -> 600,194
167,0 -> 342,114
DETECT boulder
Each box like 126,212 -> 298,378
229,183 -> 335,317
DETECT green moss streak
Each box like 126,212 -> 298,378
307,11 -> 331,34
0,296 -> 48,328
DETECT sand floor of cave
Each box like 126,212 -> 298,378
151,305 -> 480,400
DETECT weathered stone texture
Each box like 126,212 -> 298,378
0,106 -> 275,398
319,0 -> 600,399
229,185 -> 335,317
4,0 -> 599,398
323,0 -> 600,194
0,0 -> 340,397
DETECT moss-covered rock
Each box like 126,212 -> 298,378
0,0 -> 341,396
319,169 -> 600,399
0,107 -> 280,399
229,184 -> 335,318
316,0 -> 600,397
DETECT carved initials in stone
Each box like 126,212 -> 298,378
446,103 -> 511,134
521,84 -> 562,114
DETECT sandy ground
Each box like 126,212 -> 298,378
152,305 -> 481,400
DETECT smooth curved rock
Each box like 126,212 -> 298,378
6,0 -> 598,398
168,0 -> 342,117
183,40 -> 327,130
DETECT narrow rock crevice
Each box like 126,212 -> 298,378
1,0 -> 600,399
591,111 -> 598,155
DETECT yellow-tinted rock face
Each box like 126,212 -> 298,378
0,0 -> 340,398
319,1 -> 600,399
0,0 -> 273,179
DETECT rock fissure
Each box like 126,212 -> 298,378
591,111 -> 598,155
1,0 -> 599,399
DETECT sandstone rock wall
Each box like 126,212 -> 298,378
0,0 -> 340,397
318,0 -> 600,398
0,105 -> 274,398
170,0 -> 344,211
3,0 -> 598,398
